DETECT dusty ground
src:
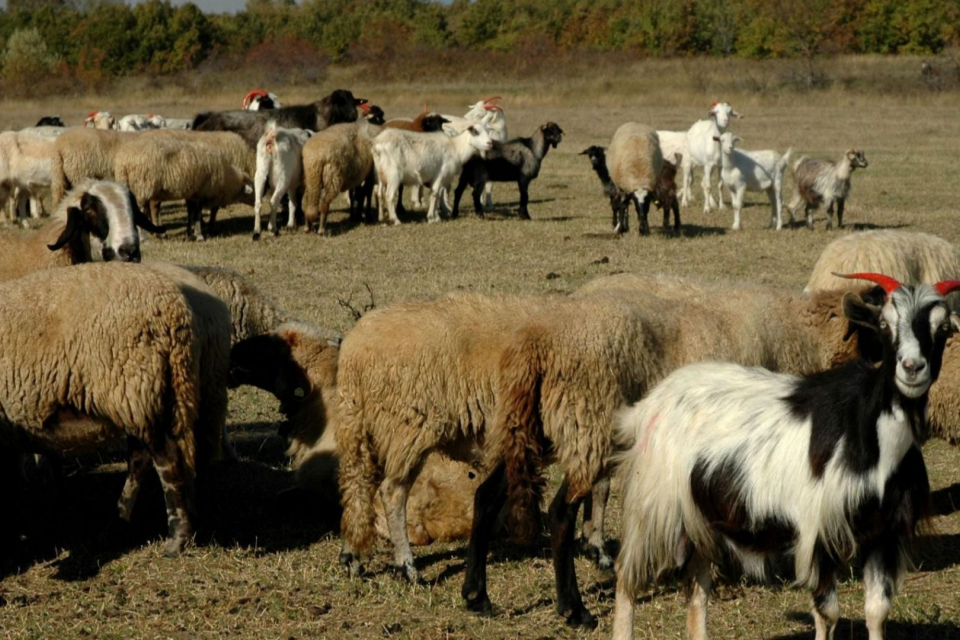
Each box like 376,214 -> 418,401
1,59 -> 960,638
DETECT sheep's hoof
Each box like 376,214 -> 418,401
519,211 -> 531,221
579,539 -> 614,571
252,232 -> 261,241
562,605 -> 597,629
391,562 -> 421,584
464,591 -> 494,616
339,552 -> 364,578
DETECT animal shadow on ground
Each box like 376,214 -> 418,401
776,613 -> 960,639
0,422 -> 337,582
932,482 -> 960,517
914,533 -> 960,573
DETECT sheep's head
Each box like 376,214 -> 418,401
579,145 -> 606,170
846,149 -> 868,169
542,122 -> 564,149
708,101 -> 742,129
838,273 -> 960,399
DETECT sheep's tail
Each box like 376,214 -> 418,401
495,332 -> 547,545
336,384 -> 380,556
264,120 -> 278,155
166,321 -> 201,480
613,400 -> 691,601
51,148 -> 68,206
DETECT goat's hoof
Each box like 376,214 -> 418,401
464,591 -> 494,616
252,232 -> 261,241
162,535 -> 190,557
389,562 -> 421,584
561,604 -> 597,629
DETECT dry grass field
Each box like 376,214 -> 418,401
1,56 -> 960,639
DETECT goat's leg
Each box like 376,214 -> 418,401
863,537 -> 901,640
812,562 -> 839,640
269,188 -> 287,236
672,196 -> 681,231
518,179 -> 531,220
117,439 -> 153,522
550,480 -> 596,628
483,182 -> 494,211
379,476 -> 418,582
462,461 -> 507,616
680,158 -> 693,208
580,475 -> 612,570
384,180 -> 402,226
452,174 -> 468,219
471,184 -> 484,218
701,163 -> 717,213
152,437 -> 196,556
685,550 -> 713,640
426,181 -> 443,223
715,173 -> 726,210
836,198 -> 845,229
806,203 -> 816,230
767,188 -> 779,230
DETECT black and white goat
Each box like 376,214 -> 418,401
613,272 -> 960,640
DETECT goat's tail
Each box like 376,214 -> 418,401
336,384 -> 380,557
494,332 -> 547,545
263,120 -> 279,155
791,154 -> 809,176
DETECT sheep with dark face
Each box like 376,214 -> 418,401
613,272 -> 959,640
451,122 -> 564,220
193,89 -> 368,147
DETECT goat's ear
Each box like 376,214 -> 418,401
712,136 -> 720,142
842,291 -> 882,331
734,135 -> 743,144
732,109 -> 743,119
467,125 -> 478,135
950,313 -> 960,333
48,206 -> 83,251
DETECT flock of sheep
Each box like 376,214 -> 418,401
1,88 -> 956,640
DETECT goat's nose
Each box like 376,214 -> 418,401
902,358 -> 927,376
117,242 -> 141,263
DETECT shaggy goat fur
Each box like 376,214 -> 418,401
787,149 -> 868,229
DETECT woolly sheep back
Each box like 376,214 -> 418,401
607,122 -> 663,195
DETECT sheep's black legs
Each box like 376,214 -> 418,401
518,180 -> 531,220
862,536 -> 901,639
671,196 -> 681,231
550,481 -> 595,628
634,194 -> 651,236
462,462 -> 507,615
836,198 -> 845,228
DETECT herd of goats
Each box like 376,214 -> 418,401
2,87 -> 958,640
1,88 -> 867,240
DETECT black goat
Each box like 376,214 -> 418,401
35,116 -> 65,127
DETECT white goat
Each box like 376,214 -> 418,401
787,149 -> 869,229
442,97 -> 507,210
680,102 -> 742,213
118,114 -> 165,132
373,124 -> 493,225
655,130 -> 687,168
714,132 -> 793,230
0,131 -> 57,221
614,273 -> 960,640
84,110 -> 116,130
253,121 -> 312,240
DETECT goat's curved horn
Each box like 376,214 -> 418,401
934,280 -> 960,296
832,272 -> 901,294
482,95 -> 502,104
242,89 -> 268,109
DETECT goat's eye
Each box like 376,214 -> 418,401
879,320 -> 889,330
942,322 -> 951,333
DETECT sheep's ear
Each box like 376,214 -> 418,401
130,192 -> 165,234
842,291 -> 882,331
48,207 -> 83,251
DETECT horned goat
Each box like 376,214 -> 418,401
787,149 -> 868,229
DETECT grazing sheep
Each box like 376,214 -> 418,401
0,130 -> 58,219
0,262 -> 208,555
612,275 -> 959,640
194,89 -> 366,147
301,120 -> 382,234
253,121 -> 313,239
228,322 -> 484,546
714,132 -> 793,230
451,122 -> 564,220
607,122 -> 663,235
373,123 -> 493,225
113,135 -> 251,240
787,149 -> 868,229
580,145 -> 630,230
680,102 -> 742,212
84,110 -> 116,130
0,180 -> 163,282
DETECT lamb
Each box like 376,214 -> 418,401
451,122 -> 564,220
193,89 -> 366,147
84,110 -> 116,130
680,101 -> 742,213
228,322 -> 484,547
787,149 -> 868,229
714,132 -> 793,230
612,274 -> 959,640
253,121 -> 313,239
302,120 -> 382,234
652,153 -> 682,231
606,122 -> 663,235
112,134 -> 251,241
0,262 -> 210,555
0,180 -> 163,282
580,145 -> 630,230
373,123 -> 493,225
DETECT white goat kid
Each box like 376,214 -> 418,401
253,122 -> 312,240
714,132 -> 793,230
680,102 -> 742,213
374,124 -> 493,225
442,97 -> 507,211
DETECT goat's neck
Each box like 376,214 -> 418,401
530,129 -> 549,160
835,156 -> 854,181
453,131 -> 482,164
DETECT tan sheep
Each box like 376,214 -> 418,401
606,122 -> 663,235
0,262 -> 204,554
301,121 -> 381,234
51,128 -> 130,205
228,321 -> 484,546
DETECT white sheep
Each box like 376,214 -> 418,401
787,149 -> 869,229
714,131 -> 793,230
253,121 -> 313,239
679,101 -> 742,213
373,123 -> 493,225
0,262 -> 210,555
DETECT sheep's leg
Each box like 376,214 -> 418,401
836,198 -> 845,229
152,437 -> 196,556
518,179 -> 531,220
633,191 -> 651,236
580,475 -> 612,570
318,199 -> 330,236
471,184 -> 484,218
550,480 -> 595,628
671,196 -> 681,231
149,200 -> 162,230
379,477 -> 418,582
685,551 -> 713,640
462,461 -> 507,616
206,207 -> 219,236
863,538 -> 899,640
117,439 -> 153,522
811,562 -> 839,640
806,203 -> 816,230
186,201 -> 204,241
